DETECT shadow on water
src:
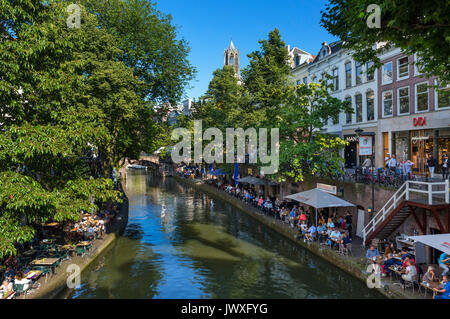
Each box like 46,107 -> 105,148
59,172 -> 384,299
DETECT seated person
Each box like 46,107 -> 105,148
402,256 -> 419,274
399,260 -> 418,288
326,218 -> 335,229
366,245 -> 380,261
328,228 -> 341,248
339,232 -> 352,248
337,216 -> 345,228
400,249 -> 413,261
0,279 -> 13,298
4,267 -> 15,281
384,242 -> 397,257
305,225 -> 317,242
433,275 -> 450,299
422,266 -> 440,285
439,252 -> 450,276
14,271 -> 31,291
299,212 -> 307,223
382,253 -> 402,275
298,221 -> 308,236
317,223 -> 327,244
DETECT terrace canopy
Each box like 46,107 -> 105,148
237,176 -> 277,186
407,234 -> 450,255
284,188 -> 356,226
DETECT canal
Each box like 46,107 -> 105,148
60,172 -> 383,299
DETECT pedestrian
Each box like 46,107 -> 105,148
442,154 -> 449,180
402,159 -> 414,181
427,154 -> 437,178
388,154 -> 397,176
385,153 -> 391,175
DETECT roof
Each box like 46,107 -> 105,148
408,234 -> 450,255
228,40 -> 237,51
311,40 -> 343,64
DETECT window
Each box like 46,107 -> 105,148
383,91 -> 393,116
366,90 -> 375,121
397,86 -> 410,115
345,96 -> 352,124
366,61 -> 374,81
295,55 -> 301,66
312,76 -> 317,83
382,62 -> 393,84
230,56 -> 234,65
355,94 -> 362,123
303,77 -> 308,85
397,57 -> 409,80
355,62 -> 362,85
296,80 -> 302,85
332,68 -> 339,91
436,82 -> 450,109
415,82 -> 429,112
414,54 -> 423,76
345,62 -> 352,88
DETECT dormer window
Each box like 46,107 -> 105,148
295,55 -> 301,67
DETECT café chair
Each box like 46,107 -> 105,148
403,275 -> 420,293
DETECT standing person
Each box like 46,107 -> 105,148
442,154 -> 449,180
388,154 -> 397,176
402,159 -> 414,181
427,154 -> 437,178
385,153 -> 391,175
344,211 -> 353,239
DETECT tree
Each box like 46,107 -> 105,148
81,0 -> 196,104
0,1 -> 169,257
320,0 -> 450,85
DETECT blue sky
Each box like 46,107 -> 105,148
156,0 -> 338,101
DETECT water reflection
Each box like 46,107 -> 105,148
60,172 -> 383,299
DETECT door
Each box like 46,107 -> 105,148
356,209 -> 365,238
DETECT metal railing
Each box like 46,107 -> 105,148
362,180 -> 449,245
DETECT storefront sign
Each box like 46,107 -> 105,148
317,183 -> 337,195
359,136 -> 373,156
413,117 -> 426,127
345,136 -> 359,143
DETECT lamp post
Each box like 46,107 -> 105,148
355,127 -> 376,219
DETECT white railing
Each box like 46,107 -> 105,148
362,180 -> 449,245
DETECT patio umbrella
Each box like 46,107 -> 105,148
407,234 -> 450,255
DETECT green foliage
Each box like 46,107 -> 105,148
0,1 -> 191,257
320,0 -> 450,85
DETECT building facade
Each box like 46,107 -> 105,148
375,47 -> 450,172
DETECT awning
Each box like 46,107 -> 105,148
284,188 -> 355,209
211,169 -> 227,176
237,176 -> 277,186
408,234 -> 450,255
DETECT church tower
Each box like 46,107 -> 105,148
224,40 -> 240,80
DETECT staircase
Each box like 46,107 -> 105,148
362,180 -> 449,246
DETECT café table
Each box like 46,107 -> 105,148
420,281 -> 441,298
77,241 -> 92,250
30,258 -> 59,274
25,270 -> 43,281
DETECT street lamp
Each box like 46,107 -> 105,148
355,127 -> 376,219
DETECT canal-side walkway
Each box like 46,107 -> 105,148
173,175 -> 433,300
24,196 -> 129,299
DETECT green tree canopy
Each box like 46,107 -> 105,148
320,0 -> 450,85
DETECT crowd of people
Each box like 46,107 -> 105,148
365,242 -> 450,298
207,179 -> 355,255
382,153 -> 449,180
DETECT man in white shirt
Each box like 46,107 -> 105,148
388,155 -> 397,175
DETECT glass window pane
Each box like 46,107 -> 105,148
383,62 -> 392,83
366,91 -> 375,121
355,94 -> 362,122
398,57 -> 409,78
398,87 -> 409,114
416,83 -> 428,111
345,97 -> 352,124
383,91 -> 392,116
437,86 -> 450,109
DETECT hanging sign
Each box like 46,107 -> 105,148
359,136 -> 373,156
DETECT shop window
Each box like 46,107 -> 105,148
382,62 -> 393,84
397,56 -> 409,80
383,90 -> 393,117
355,62 -> 362,85
366,90 -> 375,121
345,62 -> 352,88
355,94 -> 363,123
398,86 -> 410,115
415,82 -> 429,112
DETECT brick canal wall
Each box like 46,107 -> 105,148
29,194 -> 129,299
173,175 -> 406,299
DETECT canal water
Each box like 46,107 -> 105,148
60,172 -> 383,299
